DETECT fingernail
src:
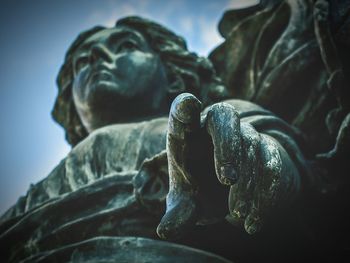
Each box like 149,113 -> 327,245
220,164 -> 238,185
244,216 -> 261,235
245,223 -> 259,235
170,93 -> 201,124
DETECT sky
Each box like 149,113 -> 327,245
0,0 -> 258,214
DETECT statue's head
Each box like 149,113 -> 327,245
53,16 -> 228,146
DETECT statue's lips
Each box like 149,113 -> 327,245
89,70 -> 116,83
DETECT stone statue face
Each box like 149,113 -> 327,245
71,26 -> 168,132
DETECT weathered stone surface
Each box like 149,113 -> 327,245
1,3 -> 350,261
209,0 -> 350,261
209,0 -> 336,153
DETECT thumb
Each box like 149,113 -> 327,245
157,93 -> 202,240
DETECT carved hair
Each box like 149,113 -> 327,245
53,16 -> 228,146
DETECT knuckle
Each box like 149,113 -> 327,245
241,123 -> 260,153
262,137 -> 282,181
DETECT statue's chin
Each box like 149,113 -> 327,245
86,81 -> 128,105
82,88 -> 149,130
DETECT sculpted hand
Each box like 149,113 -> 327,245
157,93 -> 300,240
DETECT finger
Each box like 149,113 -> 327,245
228,123 -> 261,226
157,93 -> 202,240
226,184 -> 245,227
244,134 -> 284,235
244,205 -> 261,235
205,102 -> 241,186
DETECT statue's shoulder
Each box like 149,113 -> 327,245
0,118 -> 169,224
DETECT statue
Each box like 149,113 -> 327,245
1,0 -> 349,262
209,0 -> 350,261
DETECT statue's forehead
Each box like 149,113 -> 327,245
79,27 -> 148,51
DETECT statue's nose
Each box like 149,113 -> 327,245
90,44 -> 114,64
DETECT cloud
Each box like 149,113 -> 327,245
194,0 -> 260,55
197,16 -> 223,56
86,0 -> 186,29
225,0 -> 259,9
87,1 -> 149,27
179,16 -> 194,35
84,0 -> 232,56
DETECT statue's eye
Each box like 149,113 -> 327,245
74,56 -> 89,74
118,40 -> 138,52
